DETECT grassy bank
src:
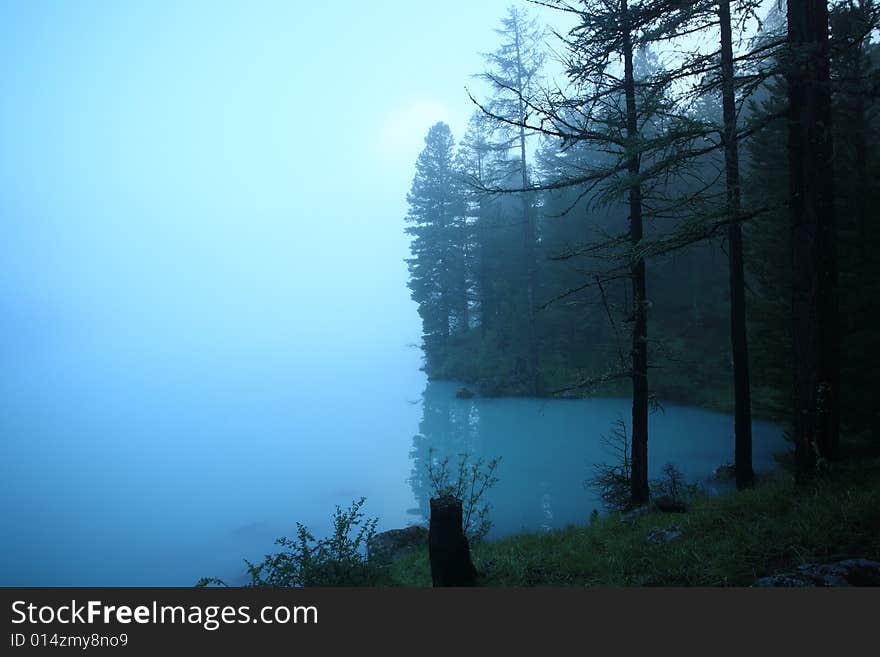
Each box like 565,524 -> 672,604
387,446 -> 880,587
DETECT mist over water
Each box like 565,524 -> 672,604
0,1 -> 793,587
0,344 -> 787,586
0,336 -> 427,586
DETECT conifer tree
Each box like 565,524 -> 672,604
405,122 -> 467,374
477,5 -> 547,395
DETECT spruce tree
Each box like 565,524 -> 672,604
405,122 -> 467,375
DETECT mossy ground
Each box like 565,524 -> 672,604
386,438 -> 880,587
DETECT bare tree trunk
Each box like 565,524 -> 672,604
853,59 -> 869,274
787,0 -> 839,477
478,197 -> 493,336
514,23 -> 540,396
475,153 -> 494,336
439,203 -> 451,343
623,0 -> 649,505
719,0 -> 754,490
835,1 -> 870,306
429,496 -> 477,586
460,220 -> 470,333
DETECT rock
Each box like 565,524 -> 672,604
796,562 -> 852,587
796,559 -> 880,586
654,495 -> 688,513
367,526 -> 428,565
752,574 -> 815,587
752,558 -> 880,587
712,463 -> 736,480
646,525 -> 682,545
836,558 -> 880,586
455,387 -> 475,399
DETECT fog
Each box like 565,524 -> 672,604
0,1 -> 536,375
1,1 -> 797,586
0,0 -> 534,584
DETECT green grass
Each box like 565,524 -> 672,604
388,449 -> 880,587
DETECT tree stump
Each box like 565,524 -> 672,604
429,495 -> 478,586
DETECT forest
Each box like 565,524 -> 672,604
203,0 -> 880,591
8,0 -> 879,595
403,0 -> 880,507
146,0 -> 880,587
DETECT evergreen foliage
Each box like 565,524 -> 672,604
404,1 -> 880,497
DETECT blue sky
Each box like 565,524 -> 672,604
0,0 -> 570,372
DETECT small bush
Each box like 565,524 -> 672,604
650,462 -> 699,500
426,449 -> 500,543
586,417 -> 632,512
198,497 -> 381,587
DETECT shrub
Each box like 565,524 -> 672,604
197,497 -> 381,587
586,417 -> 632,512
650,462 -> 699,500
426,449 -> 500,543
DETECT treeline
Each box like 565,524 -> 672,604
403,1 -> 880,501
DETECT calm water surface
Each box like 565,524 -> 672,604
0,346 -> 788,585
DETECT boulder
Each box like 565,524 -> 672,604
795,563 -> 851,587
752,558 -> 880,587
834,558 -> 880,586
367,526 -> 428,566
711,463 -> 736,480
455,387 -> 475,399
752,574 -> 815,587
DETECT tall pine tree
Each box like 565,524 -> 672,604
406,122 -> 467,375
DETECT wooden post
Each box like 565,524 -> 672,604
429,495 -> 478,586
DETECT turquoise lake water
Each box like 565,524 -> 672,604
0,346 -> 788,585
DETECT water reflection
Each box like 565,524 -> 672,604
408,381 -> 790,538
409,385 -> 485,524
